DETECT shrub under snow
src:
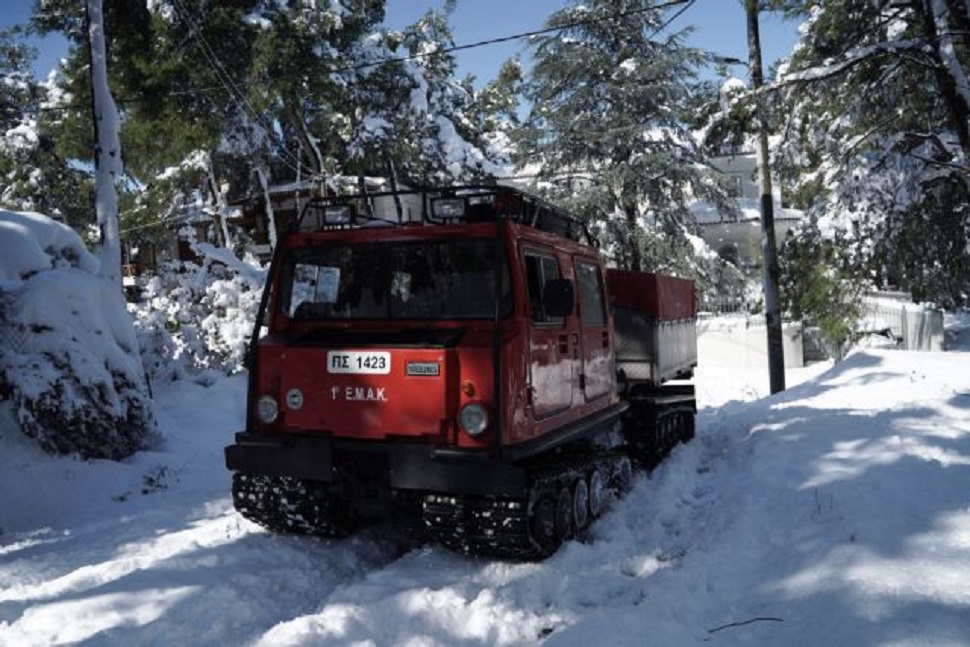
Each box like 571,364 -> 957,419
0,210 -> 157,460
129,243 -> 266,382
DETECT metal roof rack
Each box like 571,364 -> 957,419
291,185 -> 597,246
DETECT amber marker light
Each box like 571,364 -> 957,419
461,380 -> 476,397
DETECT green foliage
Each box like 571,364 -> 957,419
780,225 -> 864,352
26,0 -> 512,257
878,176 -> 970,308
517,0 -> 732,272
776,0 -> 970,307
0,27 -> 92,225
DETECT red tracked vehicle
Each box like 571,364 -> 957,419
225,186 -> 697,559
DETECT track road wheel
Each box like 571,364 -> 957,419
573,478 -> 590,530
613,456 -> 633,495
555,486 -> 574,540
588,469 -> 606,518
530,493 -> 560,558
682,412 -> 696,442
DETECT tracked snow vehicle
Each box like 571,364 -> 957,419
225,186 -> 697,559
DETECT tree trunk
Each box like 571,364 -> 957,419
286,100 -> 323,176
918,0 -> 970,162
86,0 -> 123,290
624,204 -> 643,271
205,155 -> 232,248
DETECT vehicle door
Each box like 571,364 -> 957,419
522,248 -> 573,418
573,257 -> 612,401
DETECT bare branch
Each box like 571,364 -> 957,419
708,617 -> 785,634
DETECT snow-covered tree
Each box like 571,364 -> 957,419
33,0 -> 512,255
0,2 -> 158,461
0,27 -> 90,226
383,10 -> 510,184
517,0 -> 733,272
775,0 -> 970,307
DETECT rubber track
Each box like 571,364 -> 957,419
232,472 -> 354,537
421,451 -> 626,560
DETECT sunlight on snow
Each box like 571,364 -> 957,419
775,510 -> 970,620
16,587 -> 198,644
803,422 -> 970,489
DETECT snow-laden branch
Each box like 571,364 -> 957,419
254,165 -> 278,251
777,39 -> 924,86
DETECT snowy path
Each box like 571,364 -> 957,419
3,334 -> 970,646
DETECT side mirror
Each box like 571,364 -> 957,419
542,278 -> 574,319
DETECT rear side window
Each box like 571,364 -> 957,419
523,252 -> 564,324
575,259 -> 606,326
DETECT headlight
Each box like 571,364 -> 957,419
285,388 -> 304,410
458,402 -> 489,436
257,395 -> 279,423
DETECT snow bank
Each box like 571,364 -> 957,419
0,210 -> 98,286
0,209 -> 155,460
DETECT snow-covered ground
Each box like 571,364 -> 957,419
2,317 -> 969,646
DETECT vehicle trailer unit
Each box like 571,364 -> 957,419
225,186 -> 697,559
607,269 -> 698,465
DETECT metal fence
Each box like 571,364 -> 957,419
698,290 -> 946,356
859,293 -> 944,351
698,295 -> 749,315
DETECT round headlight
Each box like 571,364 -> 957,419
285,388 -> 304,410
458,402 -> 489,436
257,395 -> 279,423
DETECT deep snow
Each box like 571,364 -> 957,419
2,318 -> 969,646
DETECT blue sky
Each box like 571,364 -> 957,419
5,0 -> 799,83
385,0 -> 800,83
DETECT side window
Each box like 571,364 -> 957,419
524,252 -> 564,325
575,260 -> 606,326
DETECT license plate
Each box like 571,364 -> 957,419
327,351 -> 391,374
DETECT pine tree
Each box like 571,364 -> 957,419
0,27 -> 90,226
517,0 -> 732,272
381,9 -> 510,185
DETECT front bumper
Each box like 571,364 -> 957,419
225,432 -> 528,497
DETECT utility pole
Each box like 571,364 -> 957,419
745,0 -> 786,394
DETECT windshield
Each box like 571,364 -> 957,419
281,238 -> 510,320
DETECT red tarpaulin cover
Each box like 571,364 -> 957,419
605,269 -> 696,321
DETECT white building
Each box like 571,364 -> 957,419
691,151 -> 803,270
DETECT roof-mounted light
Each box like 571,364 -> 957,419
324,204 -> 354,225
431,197 -> 467,220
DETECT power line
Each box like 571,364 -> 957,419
36,0 -> 694,113
421,0 -> 693,57
119,207 -> 205,235
168,0 -> 309,178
